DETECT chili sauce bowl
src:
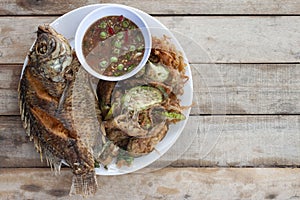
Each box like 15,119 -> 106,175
75,4 -> 152,81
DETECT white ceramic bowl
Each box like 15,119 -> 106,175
75,4 -> 152,81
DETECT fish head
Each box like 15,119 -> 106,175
30,25 -> 73,82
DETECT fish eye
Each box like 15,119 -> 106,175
35,35 -> 48,55
35,33 -> 56,55
36,40 -> 48,55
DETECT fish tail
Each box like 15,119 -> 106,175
69,171 -> 98,196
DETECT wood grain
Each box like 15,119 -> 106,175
0,168 -> 299,199
2,17 -> 300,63
0,17 -> 55,64
1,115 -> 299,168
192,64 -> 300,114
1,1 -> 299,199
2,63 -> 299,115
1,0 -> 300,15
175,115 -> 300,167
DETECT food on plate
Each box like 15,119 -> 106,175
96,35 -> 188,166
18,25 -> 104,195
82,15 -> 145,76
18,22 -> 188,196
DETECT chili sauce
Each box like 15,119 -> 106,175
82,15 -> 145,77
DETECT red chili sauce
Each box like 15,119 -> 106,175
82,15 -> 145,77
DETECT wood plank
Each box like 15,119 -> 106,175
2,64 -> 299,115
2,17 -> 300,64
0,65 -> 20,89
0,168 -> 299,199
2,0 -> 300,15
174,115 -> 300,167
1,115 -> 299,168
0,17 -> 55,64
192,64 -> 300,114
0,89 -> 19,115
0,65 -> 21,115
0,116 -> 47,168
167,16 -> 300,63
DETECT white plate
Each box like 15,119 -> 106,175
23,4 -> 193,175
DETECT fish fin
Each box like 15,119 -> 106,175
18,71 -> 31,135
30,107 -> 77,139
69,172 -> 98,196
44,150 -> 62,175
25,68 -> 58,104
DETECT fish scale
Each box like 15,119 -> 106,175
18,25 -> 103,196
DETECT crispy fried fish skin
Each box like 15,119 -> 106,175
18,25 -> 99,195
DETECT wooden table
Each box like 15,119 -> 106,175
1,1 -> 300,199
